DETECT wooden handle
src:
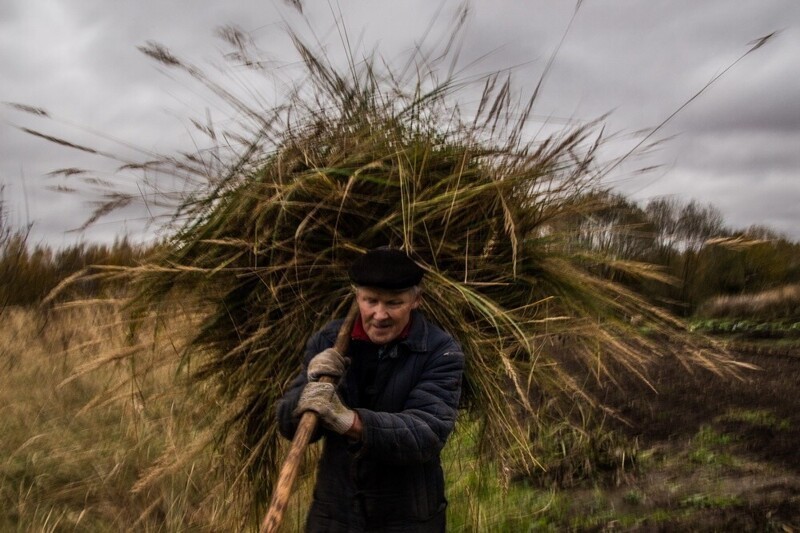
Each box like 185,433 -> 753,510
260,301 -> 360,533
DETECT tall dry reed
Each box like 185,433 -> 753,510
698,284 -> 800,320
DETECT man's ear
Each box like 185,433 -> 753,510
410,293 -> 421,310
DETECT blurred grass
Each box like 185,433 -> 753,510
0,304 -> 233,531
697,284 -> 800,322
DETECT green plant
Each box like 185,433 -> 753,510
688,426 -> 735,466
623,489 -> 645,506
717,409 -> 791,431
679,493 -> 741,509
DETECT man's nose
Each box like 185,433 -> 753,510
373,305 -> 389,320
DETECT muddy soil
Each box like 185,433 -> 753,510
587,346 -> 800,531
600,348 -> 800,471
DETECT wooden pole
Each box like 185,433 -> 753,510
260,301 -> 360,533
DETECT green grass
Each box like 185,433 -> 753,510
442,423 -> 665,531
623,489 -> 646,506
443,422 -> 565,531
687,426 -> 736,467
679,493 -> 742,510
717,409 -> 791,431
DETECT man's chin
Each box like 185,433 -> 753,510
367,328 -> 395,344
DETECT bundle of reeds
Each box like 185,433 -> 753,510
39,23 -> 748,523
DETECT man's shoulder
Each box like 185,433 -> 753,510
413,312 -> 462,355
306,318 -> 343,350
320,317 -> 345,335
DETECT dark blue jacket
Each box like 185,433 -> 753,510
277,310 -> 464,532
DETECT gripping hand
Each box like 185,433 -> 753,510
307,348 -> 346,381
294,382 -> 356,434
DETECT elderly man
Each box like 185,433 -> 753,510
277,248 -> 464,532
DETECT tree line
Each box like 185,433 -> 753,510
570,192 -> 800,316
1,189 -> 798,314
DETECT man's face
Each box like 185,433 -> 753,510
355,286 -> 420,345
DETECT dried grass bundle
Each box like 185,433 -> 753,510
698,283 -> 800,320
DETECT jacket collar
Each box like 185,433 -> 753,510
400,310 -> 429,353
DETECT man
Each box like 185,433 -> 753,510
277,248 -> 464,532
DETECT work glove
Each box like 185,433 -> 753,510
294,381 -> 356,435
307,347 -> 346,381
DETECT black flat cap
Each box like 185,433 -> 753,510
349,248 -> 424,290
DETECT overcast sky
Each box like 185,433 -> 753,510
1,1 -> 798,248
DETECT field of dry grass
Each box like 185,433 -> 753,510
0,303 -> 239,530
3,303 -> 799,531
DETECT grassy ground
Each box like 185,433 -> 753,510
2,305 -> 799,531
444,420 -> 798,531
0,303 -> 233,531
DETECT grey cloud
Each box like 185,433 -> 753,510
2,0 -> 799,244
674,36 -> 800,134
666,130 -> 800,175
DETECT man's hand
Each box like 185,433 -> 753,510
294,382 -> 356,435
307,348 -> 346,381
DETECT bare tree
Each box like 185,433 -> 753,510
677,200 -> 725,253
644,197 -> 681,263
576,191 -> 655,265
